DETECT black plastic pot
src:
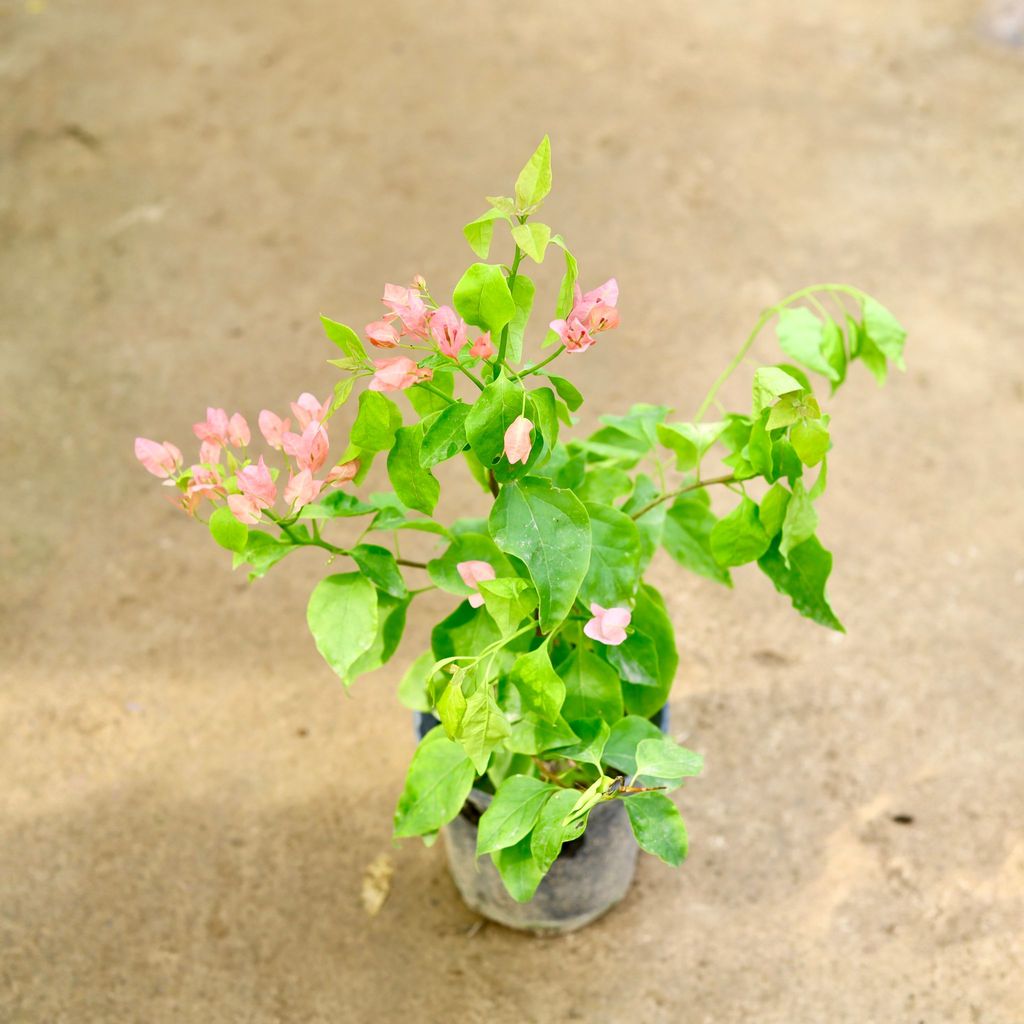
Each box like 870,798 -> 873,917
413,706 -> 670,934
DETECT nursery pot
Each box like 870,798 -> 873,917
414,706 -> 670,934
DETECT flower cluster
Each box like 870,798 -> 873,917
135,395 -> 358,524
364,280 -> 505,392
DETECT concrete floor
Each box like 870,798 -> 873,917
2,1 -> 1022,1021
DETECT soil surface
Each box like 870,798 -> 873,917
2,2 -> 1023,1022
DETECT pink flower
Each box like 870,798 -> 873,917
227,493 -> 263,525
549,315 -> 597,354
199,440 -> 222,464
550,278 -> 620,354
382,283 -> 429,338
572,278 -> 619,325
258,410 -> 291,449
368,357 -> 433,393
366,319 -> 401,349
583,603 -> 631,646
236,456 -> 277,508
282,421 -> 330,472
185,464 -> 225,505
193,407 -> 230,445
135,438 -> 183,479
290,393 -> 330,430
283,469 -> 324,508
470,333 -> 494,359
429,306 -> 468,359
503,415 -> 534,465
227,413 -> 250,447
325,460 -> 359,486
456,560 -> 496,608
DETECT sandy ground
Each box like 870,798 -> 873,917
2,1 -> 1023,1021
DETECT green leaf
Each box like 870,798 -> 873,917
306,573 -> 378,686
349,589 -> 409,679
209,506 -> 248,552
634,735 -> 704,780
427,531 -> 514,597
351,390 -> 402,453
492,834 -> 545,903
529,386 -> 560,453
506,714 -> 578,755
758,535 -> 844,631
398,651 -> 434,712
606,631 -> 661,688
752,367 -> 804,415
790,418 -> 830,466
509,642 -> 566,723
747,412 -> 774,477
758,483 -> 791,538
436,672 -> 467,738
766,392 -> 820,431
431,601 -> 502,663
776,307 -> 840,382
420,403 -> 470,468
459,687 -> 510,773
710,496 -> 771,567
848,314 -> 888,384
656,421 -> 726,471
531,788 -> 588,873
862,296 -> 906,369
298,490 -> 377,520
558,648 -> 623,724
477,775 -> 554,855
486,195 -> 516,217
367,492 -> 449,537
620,584 -> 678,719
478,577 -> 538,635
543,374 -> 583,412
330,375 -> 356,414
581,501 -> 641,606
387,423 -> 439,515
453,263 -> 517,337
465,372 -> 536,481
489,477 -> 591,631
822,319 -> 847,389
603,715 -> 664,776
557,718 -> 610,768
463,208 -> 508,259
349,543 -> 407,598
407,368 -> 455,418
232,531 -> 294,579
510,222 -> 551,263
576,467 -> 632,507
625,792 -> 688,867
505,274 -> 535,364
543,236 -> 578,348
779,481 -> 818,563
393,726 -> 476,838
514,135 -> 552,214
662,490 -> 732,586
320,315 -> 366,361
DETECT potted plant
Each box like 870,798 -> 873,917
135,138 -> 906,933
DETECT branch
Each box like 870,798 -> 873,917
628,473 -> 737,520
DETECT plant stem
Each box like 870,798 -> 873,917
493,235 -> 525,380
521,344 -> 565,376
453,361 -> 486,391
267,512 -> 429,568
693,283 -> 867,421
415,381 -> 456,406
629,473 -> 737,520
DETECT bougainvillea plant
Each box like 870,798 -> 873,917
136,138 -> 906,902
